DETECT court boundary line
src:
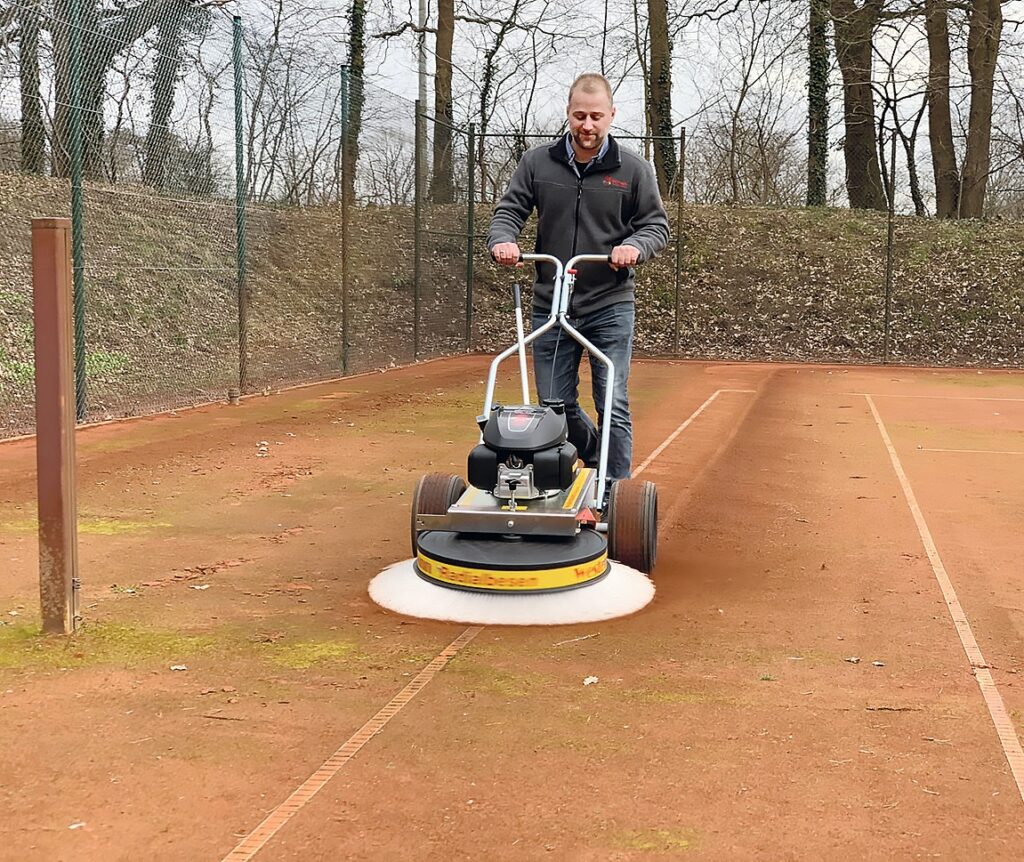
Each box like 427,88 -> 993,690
632,389 -> 753,479
221,626 -> 484,862
852,392 -> 1024,403
866,395 -> 1024,803
920,448 -> 1024,456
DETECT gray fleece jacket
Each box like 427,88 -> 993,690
487,133 -> 670,316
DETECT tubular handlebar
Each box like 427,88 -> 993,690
565,253 -> 611,273
517,252 -> 564,279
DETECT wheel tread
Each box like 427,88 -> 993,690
411,472 -> 467,554
607,479 -> 658,573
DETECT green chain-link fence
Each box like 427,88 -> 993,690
3,4 -> 1024,441
2,0 -> 241,437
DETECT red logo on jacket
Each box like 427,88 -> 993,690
603,176 -> 629,189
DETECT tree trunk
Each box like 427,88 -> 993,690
342,0 -> 365,205
52,0 -> 78,177
807,0 -> 829,206
632,1 -> 652,162
429,0 -> 454,203
924,0 -> 959,218
17,1 -> 46,174
144,0 -> 189,188
51,0 -> 104,179
53,0 -> 175,179
646,0 -> 675,194
961,0 -> 1002,218
899,99 -> 928,217
831,0 -> 886,210
81,51 -> 107,180
901,132 -> 926,217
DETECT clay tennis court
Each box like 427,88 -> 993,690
2,356 -> 1023,859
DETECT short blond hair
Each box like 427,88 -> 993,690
568,73 -> 613,105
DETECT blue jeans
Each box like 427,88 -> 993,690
531,302 -> 635,481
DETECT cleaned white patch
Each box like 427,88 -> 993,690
368,559 -> 655,626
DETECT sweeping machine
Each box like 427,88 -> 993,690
410,253 -> 657,594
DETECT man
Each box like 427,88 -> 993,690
488,72 -> 670,497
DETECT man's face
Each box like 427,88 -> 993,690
567,88 -> 615,156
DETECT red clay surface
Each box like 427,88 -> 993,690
2,357 -> 1024,860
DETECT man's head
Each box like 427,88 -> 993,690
567,73 -> 615,159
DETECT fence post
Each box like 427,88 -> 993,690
674,128 -> 686,357
465,122 -> 476,350
340,65 -> 351,374
232,16 -> 249,393
68,0 -> 86,421
32,218 -> 80,635
413,99 -> 423,360
883,130 -> 896,363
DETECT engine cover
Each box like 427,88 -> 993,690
481,405 -> 567,452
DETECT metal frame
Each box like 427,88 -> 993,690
481,253 -> 615,508
415,467 -> 598,537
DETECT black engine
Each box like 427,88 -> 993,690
468,401 -> 578,496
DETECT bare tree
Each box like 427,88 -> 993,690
686,1 -> 803,206
874,17 -> 928,215
471,0 -> 525,200
242,0 -> 351,204
361,132 -> 414,204
51,0 -> 207,179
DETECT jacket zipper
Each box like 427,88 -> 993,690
569,176 -> 583,316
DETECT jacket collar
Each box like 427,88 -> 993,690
549,132 -> 621,173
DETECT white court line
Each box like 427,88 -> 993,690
920,448 -> 1024,456
852,392 -> 1024,403
632,389 -> 751,478
866,395 -> 1024,803
222,627 -> 483,861
224,389 -> 735,859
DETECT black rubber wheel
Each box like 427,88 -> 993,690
606,479 -> 658,574
411,472 -> 467,554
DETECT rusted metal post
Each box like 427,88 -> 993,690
32,218 -> 80,634
674,128 -> 685,356
413,99 -> 423,360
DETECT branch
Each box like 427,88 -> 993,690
373,21 -> 435,39
455,14 -> 574,39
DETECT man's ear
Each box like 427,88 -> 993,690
610,106 -> 617,122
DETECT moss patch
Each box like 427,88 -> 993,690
265,639 -> 357,669
621,687 -> 731,706
928,372 -> 1024,389
0,622 -> 217,670
611,827 -> 700,853
447,657 -> 552,698
0,516 -> 171,535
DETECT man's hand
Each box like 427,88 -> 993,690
491,242 -> 522,267
609,244 -> 641,270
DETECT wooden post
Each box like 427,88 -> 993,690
32,218 -> 80,634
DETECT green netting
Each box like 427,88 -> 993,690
2,4 -> 1023,442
